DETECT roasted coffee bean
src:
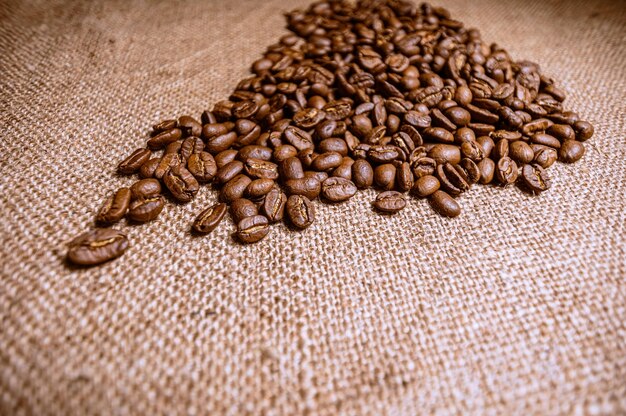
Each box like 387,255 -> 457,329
284,177 -> 321,200
67,229 -> 129,266
454,127 -> 476,144
437,163 -> 469,195
411,156 -> 437,178
245,178 -> 275,199
332,157 -> 354,180
220,174 -> 252,203
96,187 -> 131,225
177,115 -> 202,137
429,190 -> 461,217
445,106 -> 471,126
412,175 -> 440,197
164,165 -> 199,203
118,148 -> 151,174
281,157 -> 305,180
187,152 -> 217,182
521,164 -> 551,194
373,191 -> 406,213
130,179 -> 161,200
396,162 -> 414,192
492,139 -> 509,159
459,158 -> 481,184
522,118 -> 553,136
128,195 -> 165,222
477,136 -> 495,158
352,159 -> 374,188
164,141 -> 182,155
235,215 -> 270,243
427,144 -> 461,164
558,140 -> 585,163
509,141 -> 534,164
273,144 -> 299,162
573,120 -> 594,141
374,163 -> 396,190
214,149 -> 239,168
244,158 -> 279,179
230,198 -> 259,223
205,131 -> 238,154
237,145 -> 273,162
312,152 -> 343,172
530,133 -> 561,149
215,160 -> 244,185
321,177 -> 357,202
147,128 -> 182,149
262,188 -> 287,223
284,126 -> 314,151
180,137 -> 205,162
547,124 -> 575,141
423,127 -> 454,143
365,125 -> 387,145
297,148 -> 317,168
477,158 -> 496,184
367,145 -> 401,164
154,153 -> 180,179
153,119 -> 177,134
495,157 -> 518,185
286,195 -> 315,229
193,203 -> 227,234
305,170 -> 329,184
531,144 -> 558,168
460,140 -> 484,161
293,107 -> 325,128
139,157 -> 160,178
318,138 -> 348,156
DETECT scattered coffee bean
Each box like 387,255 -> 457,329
429,190 -> 461,217
286,195 -> 315,229
192,203 -> 227,234
127,195 -> 165,222
118,148 -> 151,174
521,164 -> 552,194
235,215 -> 270,243
373,191 -> 406,213
321,177 -> 357,202
67,229 -> 129,266
96,187 -> 131,225
559,140 -> 585,163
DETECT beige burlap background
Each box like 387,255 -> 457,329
1,0 -> 625,414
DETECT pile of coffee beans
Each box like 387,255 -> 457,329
67,0 -> 594,266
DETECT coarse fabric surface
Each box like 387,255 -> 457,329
1,0 -> 625,414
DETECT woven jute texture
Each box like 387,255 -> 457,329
1,0 -> 625,414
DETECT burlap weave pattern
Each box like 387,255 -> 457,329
1,0 -> 625,414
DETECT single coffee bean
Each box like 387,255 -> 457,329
284,177 -> 321,200
215,160 -> 244,185
230,198 -> 259,223
220,174 -> 252,203
436,163 -> 469,195
152,119 -> 177,134
374,163 -> 396,190
202,123 -> 230,140
245,178 -> 275,199
187,151 -> 218,183
429,190 -> 461,217
164,165 -> 199,203
286,195 -> 315,229
127,195 -> 165,222
412,174 -> 440,197
367,145 -> 401,164
235,215 -> 270,244
130,179 -> 161,200
460,140 -> 484,161
189,202 -> 227,235
477,158 -> 496,184
495,156 -> 518,185
373,191 -> 406,213
305,170 -> 329,183
531,144 -> 558,168
547,124 -> 575,141
427,144 -> 461,164
118,148 -> 151,174
262,188 -> 287,223
165,140 -> 182,155
139,157 -> 160,179
396,162 -> 414,192
321,177 -> 357,202
179,137 -> 205,162
67,229 -> 129,266
445,106 -> 471,126
284,126 -> 314,151
352,159 -> 374,188
454,127 -> 476,144
459,158 -> 481,184
530,133 -> 561,149
273,145 -> 298,163
237,145 -> 273,162
177,115 -> 202,137
423,127 -> 455,143
558,140 -> 585,163
509,141 -> 534,164
154,153 -> 180,179
477,136 -> 495,158
521,164 -> 551,194
280,157 -> 305,180
96,187 -> 131,225
573,120 -> 594,141
312,151 -> 343,172
521,118 -> 553,136
205,131 -> 238,154
214,149 -> 239,168
244,158 -> 279,179
147,128 -> 182,149
332,157 -> 354,180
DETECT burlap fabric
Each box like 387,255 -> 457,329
1,0 -> 625,414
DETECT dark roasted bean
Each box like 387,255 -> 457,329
128,195 -> 165,222
96,188 -> 131,225
374,163 -> 396,190
147,128 -> 182,149
477,158 -> 496,184
244,158 -> 279,179
164,165 -> 199,202
214,149 -> 238,168
558,140 -> 585,163
235,215 -> 269,243
215,160 -> 244,185
321,177 -> 357,202
220,174 -> 252,203
509,141 -> 534,164
573,120 -> 594,141
67,229 -> 129,266
286,195 -> 315,229
187,152 -> 217,182
495,157 -> 518,185
177,115 -> 202,137
373,191 -> 406,213
154,153 -> 180,179
118,148 -> 151,174
352,159 -> 374,188
130,179 -> 161,200
412,175 -> 440,197
262,188 -> 287,223
139,157 -> 160,179
429,190 -> 461,217
245,179 -> 275,199
230,198 -> 259,223
520,164 -> 551,194
192,203 -> 227,234
284,177 -> 321,200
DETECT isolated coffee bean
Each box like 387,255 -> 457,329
230,198 -> 259,223
192,203 -> 227,234
67,229 -> 129,266
236,215 -> 270,243
573,120 -> 594,141
127,195 -> 165,222
164,165 -> 199,202
321,177 -> 357,202
558,140 -> 585,163
429,190 -> 461,217
262,188 -> 287,223
286,195 -> 315,229
118,148 -> 151,174
521,164 -> 551,194
373,191 -> 406,213
130,179 -> 161,200
96,187 -> 131,225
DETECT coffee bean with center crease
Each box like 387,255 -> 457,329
285,176 -> 321,200
373,191 -> 406,213
321,177 -> 357,202
96,187 -> 131,225
262,188 -> 287,223
130,179 -> 161,200
187,152 -> 218,182
429,190 -> 461,217
244,158 -> 279,179
286,195 -> 315,229
192,203 -> 227,234
520,164 -> 551,194
67,228 -> 129,266
164,165 -> 199,202
235,215 -> 270,243
531,144 -> 558,168
147,128 -> 182,149
230,198 -> 259,223
118,148 -> 151,174
127,195 -> 165,222
495,156 -> 519,185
